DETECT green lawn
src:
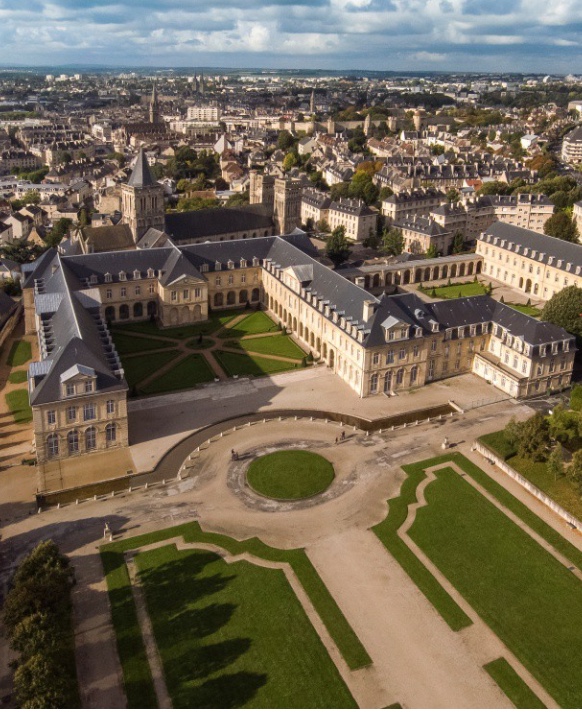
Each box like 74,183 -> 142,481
234,334 -> 306,360
111,332 -> 173,355
102,522 -> 370,707
372,455 -> 473,632
247,450 -> 335,499
8,370 -> 27,384
5,389 -> 32,423
184,337 -> 215,350
507,303 -> 541,317
114,309 -> 243,340
215,350 -> 300,377
483,658 -> 545,709
136,544 -> 356,708
218,311 -> 279,339
139,354 -> 216,395
480,430 -> 582,521
121,350 -> 180,391
7,340 -> 32,367
422,280 -> 487,299
408,462 -> 582,708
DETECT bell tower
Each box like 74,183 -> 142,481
122,148 -> 165,241
149,84 -> 161,124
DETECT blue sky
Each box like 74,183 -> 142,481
0,0 -> 580,72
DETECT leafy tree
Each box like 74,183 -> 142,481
544,212 -> 579,243
540,286 -> 582,345
431,144 -> 445,156
326,226 -> 351,267
546,446 -> 564,482
277,130 -> 295,151
226,190 -> 249,207
283,152 -> 298,171
21,190 -> 40,205
548,405 -> 581,446
316,218 -> 330,233
214,177 -> 229,191
1,239 -> 45,263
56,151 -> 72,165
13,653 -> 76,709
362,230 -> 380,249
568,449 -> 582,496
570,384 -> 582,412
476,181 -> 513,196
450,231 -> 465,254
504,413 -> 551,462
11,613 -> 62,659
45,218 -> 72,248
381,227 -> 404,257
349,170 -> 379,205
329,182 -> 350,202
378,186 -> 393,201
445,188 -> 460,203
175,196 -> 220,212
426,244 -> 438,258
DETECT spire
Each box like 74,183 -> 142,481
127,148 -> 157,188
149,82 -> 160,124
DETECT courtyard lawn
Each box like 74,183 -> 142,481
184,337 -> 215,350
483,658 -> 545,709
247,450 -> 334,499
480,430 -> 582,521
121,349 -> 180,391
136,545 -> 357,709
110,331 -> 173,355
102,523 -> 370,707
8,369 -> 27,384
7,339 -> 32,367
215,350 -> 300,377
507,303 -> 541,317
5,389 -> 32,423
226,334 -> 306,360
113,309 -> 243,340
422,280 -> 487,299
408,462 -> 582,708
139,354 -> 215,395
218,311 -> 279,339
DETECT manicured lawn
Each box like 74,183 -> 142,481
8,369 -> 27,384
139,354 -> 216,395
408,463 -> 582,708
507,303 -> 541,317
235,334 -> 306,360
422,280 -> 487,299
114,309 -> 243,339
215,350 -> 300,377
111,331 -> 173,355
218,311 -> 279,338
372,455 -> 473,632
102,523 -> 370,707
121,349 -> 180,391
5,389 -> 32,423
247,450 -> 334,499
483,658 -> 545,709
7,339 -> 32,367
184,337 -> 215,350
480,430 -> 582,521
136,544 -> 356,708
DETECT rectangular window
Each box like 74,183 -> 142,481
67,406 -> 76,421
183,289 -> 189,300
66,383 -> 75,396
84,381 -> 93,393
194,288 -> 201,298
106,288 -> 112,299
106,399 -> 115,415
171,290 -> 177,302
83,403 -> 96,421
372,353 -> 380,365
241,275 -> 246,284
120,287 -> 127,298
47,410 -> 56,425
399,348 -> 406,360
215,277 -> 221,287
413,345 -> 420,358
386,350 -> 394,364
149,283 -> 155,294
135,285 -> 141,296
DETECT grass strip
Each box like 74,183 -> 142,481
218,311 -> 279,338
238,334 -> 306,359
5,389 -> 32,423
7,340 -> 31,367
483,658 -> 546,709
139,353 -> 216,395
111,333 -> 172,355
372,454 -> 473,632
100,549 -> 158,708
215,350 -> 299,377
102,521 -> 371,674
121,350 -> 180,391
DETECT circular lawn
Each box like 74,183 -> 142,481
246,450 -> 335,500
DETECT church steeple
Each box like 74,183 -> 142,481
149,83 -> 161,124
122,148 -> 165,241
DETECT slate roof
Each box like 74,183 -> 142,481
165,204 -> 274,242
478,221 -> 582,274
81,224 -> 135,253
127,148 -> 158,188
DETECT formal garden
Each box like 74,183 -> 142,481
110,309 -> 310,397
246,450 -> 335,500
374,452 -> 582,709
101,522 -> 371,708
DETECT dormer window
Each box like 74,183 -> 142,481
84,380 -> 93,393
227,260 -> 234,270
564,340 -> 570,352
215,261 -> 222,271
557,260 -> 563,269
66,383 -> 75,397
147,268 -> 155,278
400,327 -> 407,339
89,274 -> 98,285
119,271 -> 126,281
253,257 -> 259,267
104,272 -> 112,283
540,345 -> 547,357
201,263 -> 208,273
431,322 -> 439,332
415,327 -> 422,338
133,269 -> 141,280
240,258 -> 247,268
548,257 -> 554,265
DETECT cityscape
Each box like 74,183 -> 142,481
1,4 -> 582,709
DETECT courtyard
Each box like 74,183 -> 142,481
110,309 -> 309,396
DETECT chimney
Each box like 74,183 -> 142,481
362,300 -> 377,322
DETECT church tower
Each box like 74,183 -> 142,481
122,148 -> 165,241
149,84 -> 161,124
273,178 -> 302,234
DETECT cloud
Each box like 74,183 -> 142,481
0,0 -> 579,72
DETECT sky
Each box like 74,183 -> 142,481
0,0 -> 580,73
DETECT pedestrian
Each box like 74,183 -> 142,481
341,430 -> 345,441
335,437 -> 338,445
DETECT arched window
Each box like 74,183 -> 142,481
370,373 -> 379,393
85,427 -> 97,451
384,371 -> 392,393
47,434 -> 59,458
68,430 -> 79,454
133,302 -> 143,318
251,288 -> 260,302
119,304 -> 129,320
396,368 -> 404,385
105,306 -> 115,322
410,365 -> 418,385
106,423 -> 117,443
214,293 -> 223,307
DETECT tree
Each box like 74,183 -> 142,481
548,405 -> 581,446
378,186 -> 393,201
13,653 -> 76,709
326,226 -> 351,267
445,188 -> 460,203
45,218 -> 72,248
21,190 -> 40,205
567,449 -> 582,496
540,286 -> 582,345
329,182 -> 350,202
504,413 -> 551,462
425,244 -> 438,259
546,446 -> 564,482
316,218 -> 330,234
544,212 -> 579,243
349,170 -> 378,205
282,152 -> 298,171
381,227 -> 404,257
277,130 -> 295,151
450,231 -> 465,254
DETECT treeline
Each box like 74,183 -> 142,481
2,541 -> 80,708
